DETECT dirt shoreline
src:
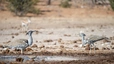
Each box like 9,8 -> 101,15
0,53 -> 114,64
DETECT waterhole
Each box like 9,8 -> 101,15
0,55 -> 104,62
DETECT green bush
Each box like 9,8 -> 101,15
109,0 -> 114,11
32,0 -> 39,5
60,0 -> 71,8
28,7 -> 40,15
7,0 -> 39,16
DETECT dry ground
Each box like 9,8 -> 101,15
0,1 -> 114,63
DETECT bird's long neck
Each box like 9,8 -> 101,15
81,35 -> 86,45
28,34 -> 33,46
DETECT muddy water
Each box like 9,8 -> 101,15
0,55 -> 103,62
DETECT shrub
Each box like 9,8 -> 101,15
7,0 -> 39,16
32,0 -> 39,5
60,0 -> 71,8
109,0 -> 114,11
28,7 -> 41,15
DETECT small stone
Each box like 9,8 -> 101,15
102,47 -> 107,50
15,33 -> 19,36
95,48 -> 99,50
2,48 -> 10,54
25,48 -> 33,51
64,34 -> 71,37
91,29 -> 94,32
73,40 -> 77,43
48,32 -> 53,34
58,38 -> 62,42
44,39 -> 53,42
60,45 -> 64,48
31,44 -> 38,48
39,45 -> 45,49
7,41 -> 11,43
74,45 -> 78,47
16,57 -> 24,62
12,36 -> 14,38
36,40 -> 38,43
0,45 -> 3,48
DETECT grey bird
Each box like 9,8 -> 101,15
79,31 -> 109,53
3,30 -> 35,54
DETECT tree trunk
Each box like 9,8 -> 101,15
47,0 -> 51,5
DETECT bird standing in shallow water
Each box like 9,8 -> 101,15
3,30 -> 36,54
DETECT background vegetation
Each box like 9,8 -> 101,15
60,0 -> 71,8
0,0 -> 114,16
109,0 -> 114,11
7,0 -> 40,16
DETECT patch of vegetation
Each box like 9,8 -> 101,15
28,7 -> 41,15
7,0 -> 40,16
109,0 -> 114,11
60,0 -> 71,8
32,0 -> 39,5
